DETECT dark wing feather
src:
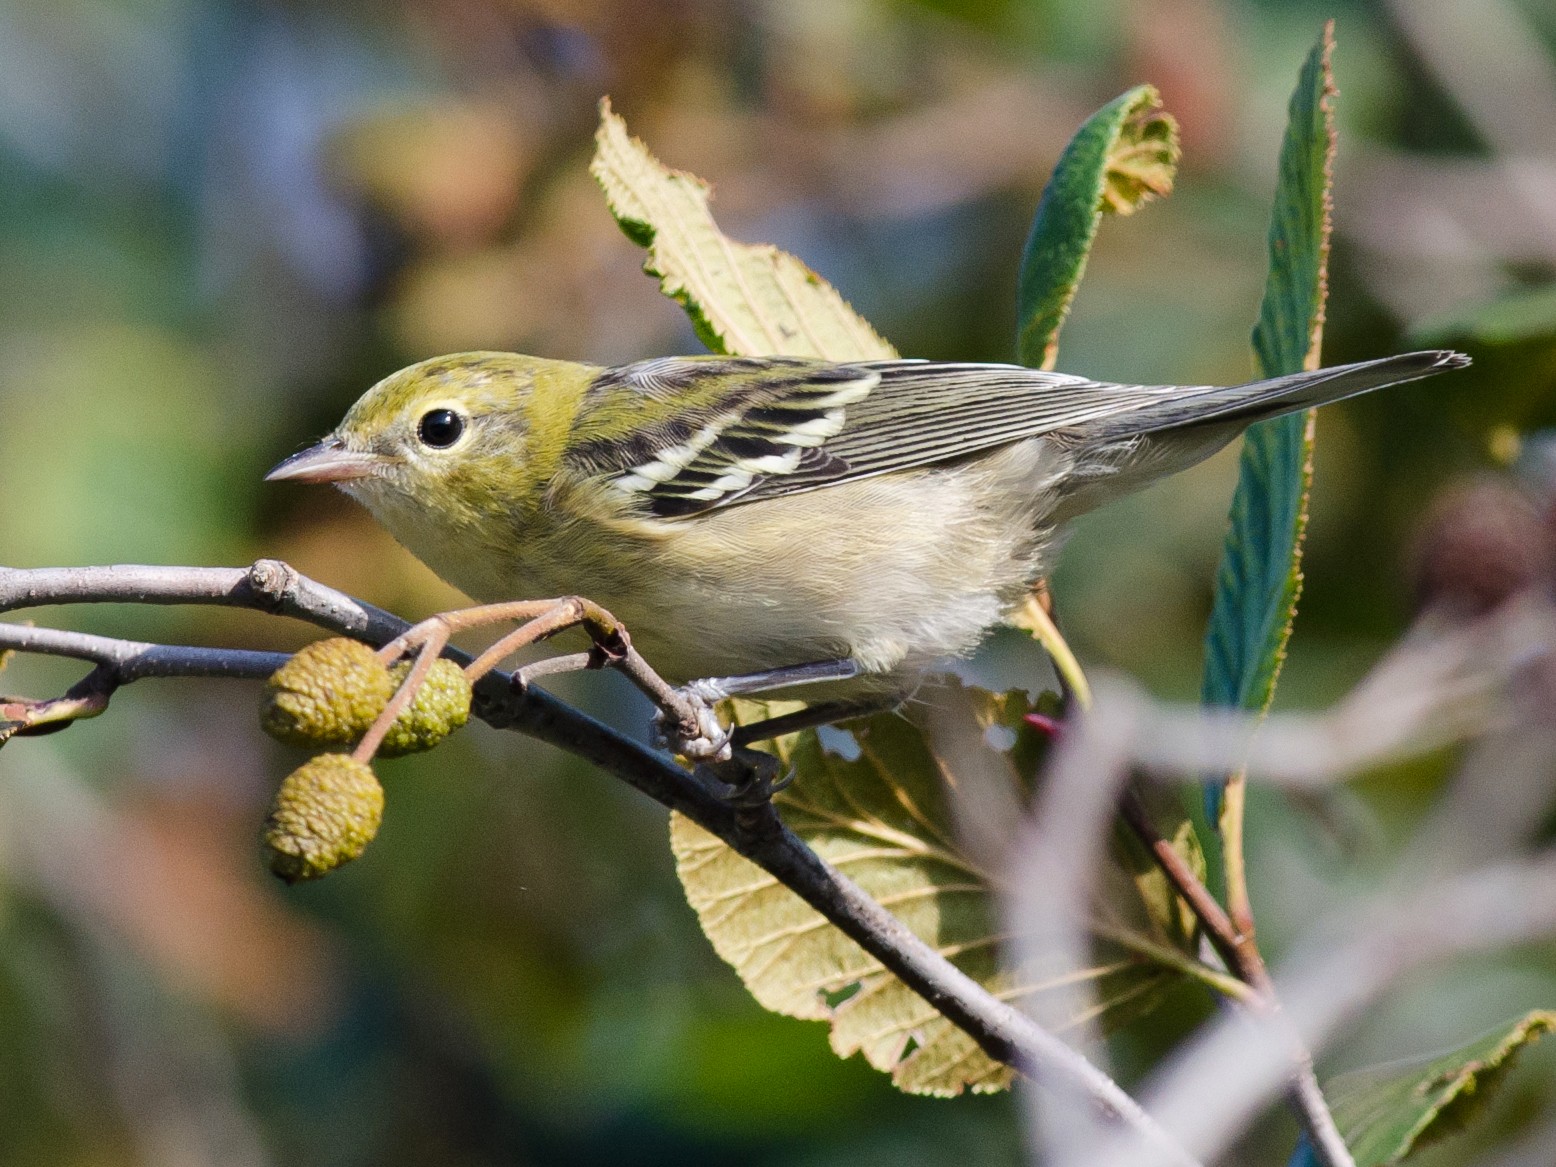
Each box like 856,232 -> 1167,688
806,362 -> 1186,474
571,357 -> 1195,517
570,357 -> 880,516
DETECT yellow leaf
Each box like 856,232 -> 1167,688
672,684 -> 1203,1096
591,98 -> 896,361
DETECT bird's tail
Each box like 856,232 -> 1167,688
1087,350 -> 1470,440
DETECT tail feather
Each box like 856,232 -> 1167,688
1088,350 -> 1470,440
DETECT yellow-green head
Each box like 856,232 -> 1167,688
267,352 -> 594,515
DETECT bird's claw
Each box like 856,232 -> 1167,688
654,684 -> 793,806
653,687 -> 733,764
699,753 -> 795,808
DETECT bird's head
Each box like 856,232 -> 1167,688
266,352 -> 588,523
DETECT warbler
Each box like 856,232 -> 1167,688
268,350 -> 1468,702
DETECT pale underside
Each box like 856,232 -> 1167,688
352,436 -> 1079,687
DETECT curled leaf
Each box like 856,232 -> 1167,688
1101,100 -> 1179,215
1016,85 -> 1180,371
591,98 -> 896,361
263,754 -> 384,883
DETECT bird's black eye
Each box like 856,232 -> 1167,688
417,408 -> 465,449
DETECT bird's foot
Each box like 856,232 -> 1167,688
652,684 -> 734,764
654,661 -> 868,805
698,750 -> 795,808
652,684 -> 797,806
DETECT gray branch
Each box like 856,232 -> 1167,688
0,560 -> 1198,1167
0,622 -> 288,680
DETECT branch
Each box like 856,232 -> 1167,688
0,621 -> 288,680
0,561 -> 1199,1166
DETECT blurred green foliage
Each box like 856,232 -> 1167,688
2,1 -> 1555,1164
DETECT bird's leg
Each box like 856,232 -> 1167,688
369,600 -> 863,806
651,657 -> 862,762
729,697 -> 895,746
691,697 -> 905,807
682,657 -> 863,700
384,599 -> 873,807
652,659 -> 890,806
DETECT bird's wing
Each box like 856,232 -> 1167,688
567,351 -> 1467,517
565,356 -> 1192,517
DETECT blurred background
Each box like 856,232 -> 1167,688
2,0 -> 1555,1163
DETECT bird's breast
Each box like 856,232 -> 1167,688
360,441 -> 1070,687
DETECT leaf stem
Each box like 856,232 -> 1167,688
1218,771 -> 1256,941
1015,591 -> 1093,710
1088,922 -> 1257,1005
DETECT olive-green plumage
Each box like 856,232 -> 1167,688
268,348 -> 1467,693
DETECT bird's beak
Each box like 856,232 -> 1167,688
265,438 -> 387,484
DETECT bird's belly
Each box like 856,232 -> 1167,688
505,548 -> 1023,688
369,444 -> 1064,687
528,457 -> 1059,685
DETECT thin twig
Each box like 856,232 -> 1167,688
1089,853 -> 1556,1167
360,627 -> 449,760
459,601 -> 590,679
1122,782 -> 1352,1167
513,652 -> 595,684
1112,726 -> 1350,1167
1118,788 -> 1246,976
1214,776 -> 1354,1167
1290,1062 -> 1353,1167
1,664 -> 117,740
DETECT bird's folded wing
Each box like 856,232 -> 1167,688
568,355 -> 1189,517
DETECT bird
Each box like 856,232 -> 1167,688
267,349 -> 1469,723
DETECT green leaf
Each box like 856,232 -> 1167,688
671,684 -> 1211,1097
1011,89 -> 1177,708
590,98 -> 897,362
1016,85 -> 1179,370
1328,1011 -> 1555,1165
1202,24 -> 1335,720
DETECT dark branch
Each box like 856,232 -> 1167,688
0,560 -> 1198,1165
0,621 -> 288,680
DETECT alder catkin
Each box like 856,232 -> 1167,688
261,637 -> 393,748
263,754 -> 384,883
379,658 -> 472,757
